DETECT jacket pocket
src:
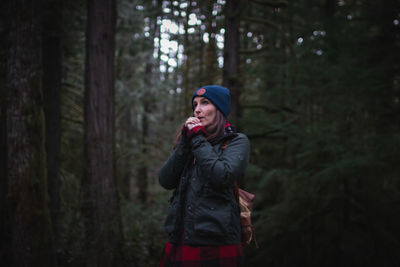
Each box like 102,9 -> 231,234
164,196 -> 180,233
194,197 -> 231,237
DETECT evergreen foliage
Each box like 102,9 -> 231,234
240,0 -> 400,266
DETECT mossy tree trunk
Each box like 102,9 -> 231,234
5,0 -> 57,266
83,0 -> 122,266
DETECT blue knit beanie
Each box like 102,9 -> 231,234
192,85 -> 231,118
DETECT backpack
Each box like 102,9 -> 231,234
233,180 -> 258,247
221,140 -> 258,248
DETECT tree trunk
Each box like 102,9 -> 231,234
137,74 -> 150,203
5,0 -> 57,266
204,0 -> 217,84
83,0 -> 122,266
137,98 -> 149,203
118,105 -> 134,200
137,2 -> 159,203
42,0 -> 62,255
198,30 -> 205,85
223,0 -> 242,121
373,0 -> 400,133
183,0 -> 193,116
0,0 -> 9,262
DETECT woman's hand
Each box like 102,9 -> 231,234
184,117 -> 206,138
185,117 -> 202,130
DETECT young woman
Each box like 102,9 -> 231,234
158,85 -> 250,267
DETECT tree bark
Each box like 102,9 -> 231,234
223,0 -> 242,121
183,0 -> 193,116
204,0 -> 217,84
0,0 -> 9,262
83,0 -> 122,266
137,1 -> 159,203
42,0 -> 62,255
118,105 -> 134,200
137,73 -> 150,204
373,0 -> 400,132
5,0 -> 57,266
198,29 -> 205,85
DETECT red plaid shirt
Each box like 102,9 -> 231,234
159,242 -> 243,267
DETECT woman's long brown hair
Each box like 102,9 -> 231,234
173,110 -> 226,149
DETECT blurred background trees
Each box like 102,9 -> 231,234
1,0 -> 399,266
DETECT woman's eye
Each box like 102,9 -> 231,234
202,100 -> 209,105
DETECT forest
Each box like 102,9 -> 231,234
1,0 -> 400,266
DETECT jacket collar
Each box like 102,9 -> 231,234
210,121 -> 238,145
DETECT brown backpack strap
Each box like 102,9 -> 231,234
220,138 -> 230,150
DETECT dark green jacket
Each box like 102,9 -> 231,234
159,130 -> 250,246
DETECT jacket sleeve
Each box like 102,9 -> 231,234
158,136 -> 191,190
190,133 -> 250,188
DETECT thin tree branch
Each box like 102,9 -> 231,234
250,0 -> 288,8
242,16 -> 281,30
243,104 -> 297,114
61,116 -> 83,124
239,45 -> 269,54
242,16 -> 294,56
247,130 -> 287,139
229,0 -> 249,18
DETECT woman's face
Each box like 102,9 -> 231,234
193,96 -> 217,130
